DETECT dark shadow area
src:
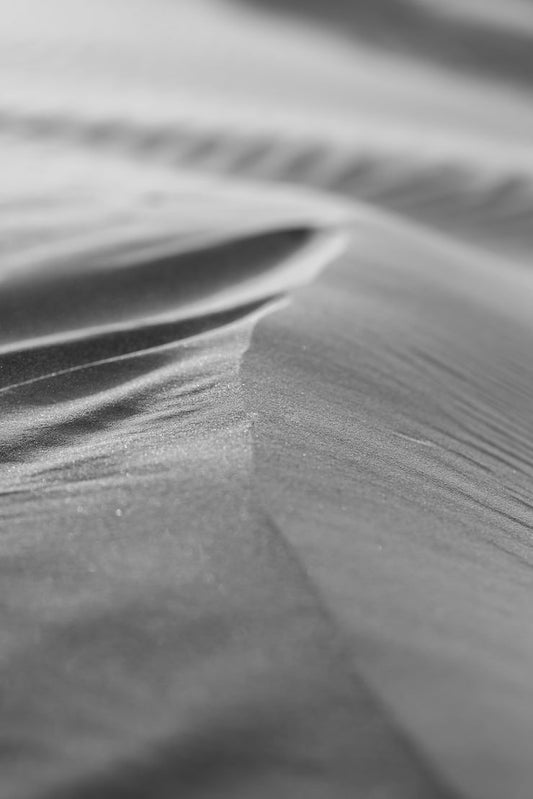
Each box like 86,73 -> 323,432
0,293 -> 283,465
0,296 -> 276,392
0,228 -> 312,349
1,396 -> 147,465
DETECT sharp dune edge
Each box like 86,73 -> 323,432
1,1 -> 533,798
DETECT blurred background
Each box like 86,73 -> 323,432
2,0 -> 533,259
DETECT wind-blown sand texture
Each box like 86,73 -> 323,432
1,1 -> 533,798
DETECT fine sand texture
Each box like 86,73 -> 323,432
2,1 -> 533,798
0,138 -> 450,798
244,213 -> 533,799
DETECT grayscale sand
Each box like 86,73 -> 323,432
244,213 -> 533,799
1,1 -> 533,798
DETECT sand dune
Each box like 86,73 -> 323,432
0,208 -> 452,798
1,1 -> 533,797
244,211 -> 533,799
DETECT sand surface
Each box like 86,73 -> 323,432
1,1 -> 533,797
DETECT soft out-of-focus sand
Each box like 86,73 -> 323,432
2,0 -> 533,797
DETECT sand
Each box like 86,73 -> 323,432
244,213 -> 533,799
1,1 -> 533,797
1,139 -> 448,798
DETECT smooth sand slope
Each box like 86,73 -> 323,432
1,135 -> 455,798
0,186 -> 456,799
1,1 -> 533,797
244,213 -> 533,799
3,141 -> 532,799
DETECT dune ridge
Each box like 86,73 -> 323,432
1,1 -> 533,797
0,214 -> 456,798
